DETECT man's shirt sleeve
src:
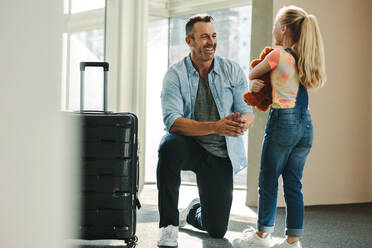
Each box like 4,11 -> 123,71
232,64 -> 254,115
160,69 -> 184,131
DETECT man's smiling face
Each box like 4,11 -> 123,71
187,21 -> 217,62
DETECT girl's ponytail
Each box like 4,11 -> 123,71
277,6 -> 326,89
296,15 -> 326,88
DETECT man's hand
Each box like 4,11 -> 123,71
169,113 -> 254,137
250,79 -> 265,93
215,113 -> 245,137
233,112 -> 254,132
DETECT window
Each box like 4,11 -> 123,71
145,4 -> 252,188
71,0 -> 105,14
62,0 -> 105,111
145,17 -> 169,183
169,7 -> 252,75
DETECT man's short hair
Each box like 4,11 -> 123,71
185,15 -> 214,37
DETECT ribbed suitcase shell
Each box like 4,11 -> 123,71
78,112 -> 139,245
73,62 -> 140,248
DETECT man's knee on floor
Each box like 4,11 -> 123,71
206,225 -> 227,239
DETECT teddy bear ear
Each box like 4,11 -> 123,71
264,47 -> 273,52
250,59 -> 261,68
243,91 -> 259,106
260,47 -> 274,59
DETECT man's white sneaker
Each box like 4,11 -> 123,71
157,225 -> 178,247
232,226 -> 276,248
179,198 -> 200,227
276,240 -> 302,248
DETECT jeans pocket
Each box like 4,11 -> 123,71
277,118 -> 299,128
273,122 -> 299,146
303,121 -> 314,147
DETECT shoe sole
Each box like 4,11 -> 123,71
179,198 -> 200,228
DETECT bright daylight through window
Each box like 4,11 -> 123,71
61,0 -> 253,189
62,0 -> 105,111
145,5 -> 252,188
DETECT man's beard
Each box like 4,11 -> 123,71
198,44 -> 216,61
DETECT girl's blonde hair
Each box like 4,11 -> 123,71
276,6 -> 326,88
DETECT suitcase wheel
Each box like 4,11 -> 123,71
125,235 -> 138,248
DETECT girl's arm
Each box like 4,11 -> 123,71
248,59 -> 271,80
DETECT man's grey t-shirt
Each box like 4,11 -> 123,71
193,77 -> 228,158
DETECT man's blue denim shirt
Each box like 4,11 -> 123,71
161,54 -> 254,174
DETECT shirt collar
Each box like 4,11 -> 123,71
185,53 -> 221,76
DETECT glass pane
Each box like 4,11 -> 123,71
68,29 -> 105,111
61,33 -> 68,110
64,0 -> 69,14
169,5 -> 252,187
71,0 -> 105,14
145,17 -> 169,183
169,6 -> 252,75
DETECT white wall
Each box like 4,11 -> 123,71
273,0 -> 371,205
369,0 -> 372,201
0,1 -> 76,247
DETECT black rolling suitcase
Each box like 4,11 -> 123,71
75,62 -> 141,248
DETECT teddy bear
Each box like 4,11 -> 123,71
243,46 -> 274,112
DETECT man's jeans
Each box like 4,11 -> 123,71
157,133 -> 233,238
258,108 -> 313,237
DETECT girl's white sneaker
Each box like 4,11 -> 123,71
232,226 -> 276,248
276,240 -> 302,248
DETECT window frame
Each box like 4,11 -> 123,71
150,0 -> 252,17
62,0 -> 105,111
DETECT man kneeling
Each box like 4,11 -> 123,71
156,14 -> 254,247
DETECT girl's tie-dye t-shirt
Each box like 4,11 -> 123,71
264,48 -> 300,108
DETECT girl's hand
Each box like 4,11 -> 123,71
233,112 -> 254,132
250,79 -> 265,93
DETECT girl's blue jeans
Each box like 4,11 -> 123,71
257,107 -> 313,237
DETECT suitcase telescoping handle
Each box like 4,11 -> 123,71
79,62 -> 110,112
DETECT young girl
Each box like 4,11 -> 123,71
233,6 -> 326,248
